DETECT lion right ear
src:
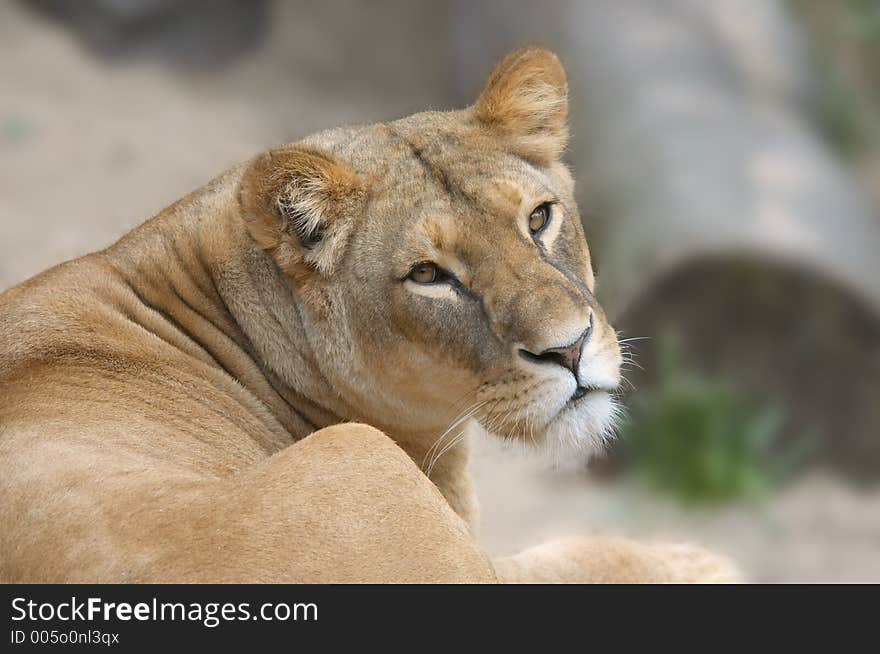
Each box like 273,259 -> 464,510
239,145 -> 364,277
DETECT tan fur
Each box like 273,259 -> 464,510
0,48 -> 738,583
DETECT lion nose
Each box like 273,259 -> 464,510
519,315 -> 593,382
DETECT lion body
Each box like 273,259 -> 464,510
0,173 -> 492,582
0,49 -> 738,582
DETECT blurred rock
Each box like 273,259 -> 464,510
23,0 -> 269,69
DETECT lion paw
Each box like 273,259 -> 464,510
493,536 -> 742,583
651,542 -> 743,583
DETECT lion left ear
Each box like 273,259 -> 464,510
474,47 -> 569,164
239,145 -> 364,277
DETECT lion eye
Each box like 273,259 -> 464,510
529,203 -> 552,234
409,262 -> 439,284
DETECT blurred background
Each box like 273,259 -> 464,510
2,0 -> 879,581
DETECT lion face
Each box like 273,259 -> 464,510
240,48 -> 621,458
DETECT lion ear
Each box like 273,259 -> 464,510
474,47 -> 569,164
239,145 -> 364,277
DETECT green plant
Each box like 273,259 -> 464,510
815,68 -> 868,158
790,0 -> 880,158
621,335 -> 809,505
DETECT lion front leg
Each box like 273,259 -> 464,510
493,536 -> 741,583
195,422 -> 496,583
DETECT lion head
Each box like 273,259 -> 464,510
239,47 -> 622,462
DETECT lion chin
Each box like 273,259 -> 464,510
546,390 -> 621,461
482,389 -> 621,466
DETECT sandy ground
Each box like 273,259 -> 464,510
472,436 -> 880,582
2,3 -> 878,581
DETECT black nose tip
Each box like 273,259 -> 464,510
518,317 -> 593,381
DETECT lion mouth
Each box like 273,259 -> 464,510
567,384 -> 612,405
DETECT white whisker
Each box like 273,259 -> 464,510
422,400 -> 487,472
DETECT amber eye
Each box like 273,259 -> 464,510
409,262 -> 439,284
529,203 -> 552,234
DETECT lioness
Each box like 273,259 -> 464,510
0,48 -> 737,582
